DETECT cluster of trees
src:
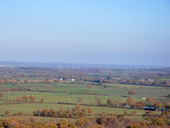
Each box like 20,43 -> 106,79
2,110 -> 170,128
15,95 -> 36,103
106,97 -> 170,111
0,117 -> 78,128
33,105 -> 93,119
106,97 -> 143,109
120,79 -> 170,87
126,96 -> 170,111
96,111 -> 170,128
106,98 -> 122,108
128,90 -> 136,95
0,87 -> 27,92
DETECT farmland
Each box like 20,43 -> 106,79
0,65 -> 170,127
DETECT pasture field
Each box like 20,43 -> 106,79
2,82 -> 170,103
0,103 -> 145,115
0,82 -> 167,122
0,66 -> 170,127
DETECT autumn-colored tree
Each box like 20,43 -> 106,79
128,90 -> 136,95
8,100 -> 13,105
107,98 -> 113,107
113,99 -> 122,108
49,108 -> 56,117
42,109 -> 49,116
140,120 -> 147,127
135,101 -> 145,109
16,96 -> 21,103
163,101 -> 169,110
124,109 -> 129,116
153,101 -> 161,110
66,108 -> 71,118
22,95 -> 29,103
127,123 -> 141,128
41,98 -> 44,103
151,117 -> 164,126
126,97 -> 135,106
75,105 -> 81,111
0,92 -> 5,99
75,117 -> 88,127
146,97 -> 154,105
58,107 -> 64,117
87,108 -> 93,116
29,95 -> 35,103
95,96 -> 102,106
59,118 -> 69,128
36,109 -> 41,116
4,110 -> 10,115
96,112 -> 108,125
82,108 -> 87,115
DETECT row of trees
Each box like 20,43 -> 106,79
0,118 -> 78,128
2,110 -> 170,128
106,97 -> 170,111
33,105 -> 93,119
15,95 -> 36,103
96,111 -> 170,127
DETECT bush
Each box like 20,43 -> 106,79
4,110 -> 10,115
151,117 -> 164,126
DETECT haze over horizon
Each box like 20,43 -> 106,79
0,0 -> 170,66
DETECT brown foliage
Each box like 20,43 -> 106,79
128,90 -> 136,95
126,97 -> 135,106
146,97 -> 154,105
87,84 -> 92,89
0,92 -> 5,99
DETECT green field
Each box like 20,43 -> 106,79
0,103 -> 147,121
0,82 -> 167,122
3,83 -> 170,103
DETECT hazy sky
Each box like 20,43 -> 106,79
0,0 -> 170,66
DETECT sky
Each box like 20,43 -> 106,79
0,0 -> 170,66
